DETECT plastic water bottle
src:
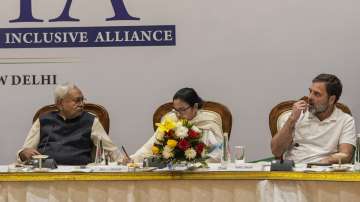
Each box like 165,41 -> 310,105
354,135 -> 360,171
220,132 -> 231,169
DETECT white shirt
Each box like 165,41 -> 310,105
278,107 -> 356,163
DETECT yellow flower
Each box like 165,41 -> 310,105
167,139 -> 178,148
156,116 -> 177,133
151,146 -> 160,154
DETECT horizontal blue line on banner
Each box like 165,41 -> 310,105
0,25 -> 176,48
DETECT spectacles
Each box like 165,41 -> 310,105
173,105 -> 191,114
71,97 -> 87,104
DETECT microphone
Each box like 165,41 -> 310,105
272,151 -> 294,171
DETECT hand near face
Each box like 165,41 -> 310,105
290,100 -> 308,122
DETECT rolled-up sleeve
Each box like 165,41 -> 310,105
339,116 -> 357,147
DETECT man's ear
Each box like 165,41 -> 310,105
329,95 -> 336,105
55,99 -> 63,111
194,103 -> 199,109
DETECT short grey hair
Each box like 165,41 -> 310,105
54,83 -> 77,103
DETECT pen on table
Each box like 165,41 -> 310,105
121,145 -> 130,160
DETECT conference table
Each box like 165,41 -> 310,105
1,163 -> 360,202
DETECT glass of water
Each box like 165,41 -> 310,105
234,146 -> 245,167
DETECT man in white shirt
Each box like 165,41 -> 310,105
271,74 -> 356,164
17,83 -> 121,165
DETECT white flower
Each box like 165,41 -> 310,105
175,126 -> 189,139
163,145 -> 173,152
191,125 -> 201,133
185,148 -> 197,160
176,121 -> 183,127
155,130 -> 165,141
162,151 -> 174,159
163,146 -> 174,159
154,139 -> 162,145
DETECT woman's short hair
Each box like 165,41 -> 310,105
173,87 -> 203,108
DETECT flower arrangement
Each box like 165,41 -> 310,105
151,116 -> 208,166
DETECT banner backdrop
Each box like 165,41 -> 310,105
0,0 -> 359,164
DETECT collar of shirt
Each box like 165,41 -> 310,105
305,107 -> 339,124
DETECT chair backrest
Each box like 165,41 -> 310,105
153,101 -> 233,137
32,103 -> 110,134
269,96 -> 352,137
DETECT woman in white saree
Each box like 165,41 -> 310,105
131,88 -> 224,163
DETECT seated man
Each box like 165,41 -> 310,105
17,83 -> 121,165
271,74 -> 356,164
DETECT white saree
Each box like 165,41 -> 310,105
131,109 -> 224,163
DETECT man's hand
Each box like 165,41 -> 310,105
290,100 -> 308,122
19,148 -> 41,161
271,100 -> 307,157
118,156 -> 132,165
319,151 -> 352,164
318,157 -> 331,164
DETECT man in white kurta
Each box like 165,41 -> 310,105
17,116 -> 121,163
271,74 -> 357,164
17,83 -> 122,165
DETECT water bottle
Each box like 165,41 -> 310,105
95,137 -> 105,164
354,135 -> 360,171
220,132 -> 231,169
